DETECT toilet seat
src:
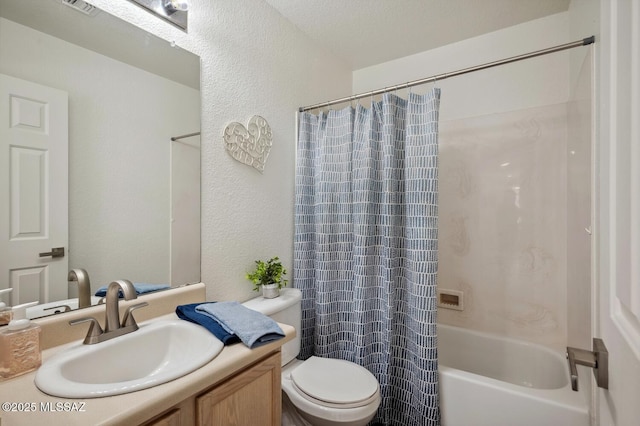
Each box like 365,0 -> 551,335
290,356 -> 380,409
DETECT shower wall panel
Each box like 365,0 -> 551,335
438,103 -> 569,351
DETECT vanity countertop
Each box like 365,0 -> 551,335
0,313 -> 294,426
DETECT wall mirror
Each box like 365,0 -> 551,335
0,0 -> 201,319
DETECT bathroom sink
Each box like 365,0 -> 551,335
35,319 -> 223,398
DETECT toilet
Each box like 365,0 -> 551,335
243,288 -> 381,426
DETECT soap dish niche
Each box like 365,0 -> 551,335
437,289 -> 464,311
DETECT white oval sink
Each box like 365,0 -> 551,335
35,319 -> 223,398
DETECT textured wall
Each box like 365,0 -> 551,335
89,0 -> 352,302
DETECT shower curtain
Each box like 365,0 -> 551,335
294,90 -> 441,426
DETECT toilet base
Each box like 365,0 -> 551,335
283,391 -> 312,426
281,361 -> 379,426
292,405 -> 377,426
283,390 -> 376,426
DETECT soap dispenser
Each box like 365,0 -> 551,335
0,301 -> 41,379
0,288 -> 12,326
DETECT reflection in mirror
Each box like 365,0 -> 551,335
0,0 -> 201,319
127,0 -> 189,31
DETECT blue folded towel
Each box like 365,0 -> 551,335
196,302 -> 285,348
175,303 -> 240,345
94,283 -> 170,297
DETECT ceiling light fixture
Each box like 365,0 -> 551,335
163,0 -> 188,14
127,0 -> 189,31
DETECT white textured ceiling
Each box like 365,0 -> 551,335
264,0 -> 571,70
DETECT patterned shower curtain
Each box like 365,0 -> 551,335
294,90 -> 441,426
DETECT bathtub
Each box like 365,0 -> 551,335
438,324 -> 590,426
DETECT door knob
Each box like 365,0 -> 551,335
39,247 -> 65,258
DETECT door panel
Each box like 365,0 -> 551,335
9,267 -> 47,305
10,146 -> 47,238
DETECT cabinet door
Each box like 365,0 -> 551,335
144,408 -> 182,426
197,352 -> 281,426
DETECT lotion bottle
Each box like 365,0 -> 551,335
0,301 -> 41,379
0,288 -> 12,326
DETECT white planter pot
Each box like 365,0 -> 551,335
262,284 -> 280,299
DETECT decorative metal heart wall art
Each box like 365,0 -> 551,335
223,116 -> 272,173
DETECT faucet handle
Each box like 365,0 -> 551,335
122,302 -> 149,329
70,317 -> 104,345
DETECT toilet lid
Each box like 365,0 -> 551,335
290,356 -> 379,407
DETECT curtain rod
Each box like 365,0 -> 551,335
299,36 -> 595,113
171,131 -> 201,141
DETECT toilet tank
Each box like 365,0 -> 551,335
242,288 -> 301,366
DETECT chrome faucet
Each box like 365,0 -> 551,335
68,268 -> 92,309
104,279 -> 140,332
70,279 -> 148,345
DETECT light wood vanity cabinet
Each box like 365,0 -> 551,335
197,351 -> 282,425
144,352 -> 282,426
145,408 -> 182,426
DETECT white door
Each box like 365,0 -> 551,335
0,74 -> 68,305
596,1 -> 640,425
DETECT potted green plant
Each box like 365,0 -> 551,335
246,256 -> 288,299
